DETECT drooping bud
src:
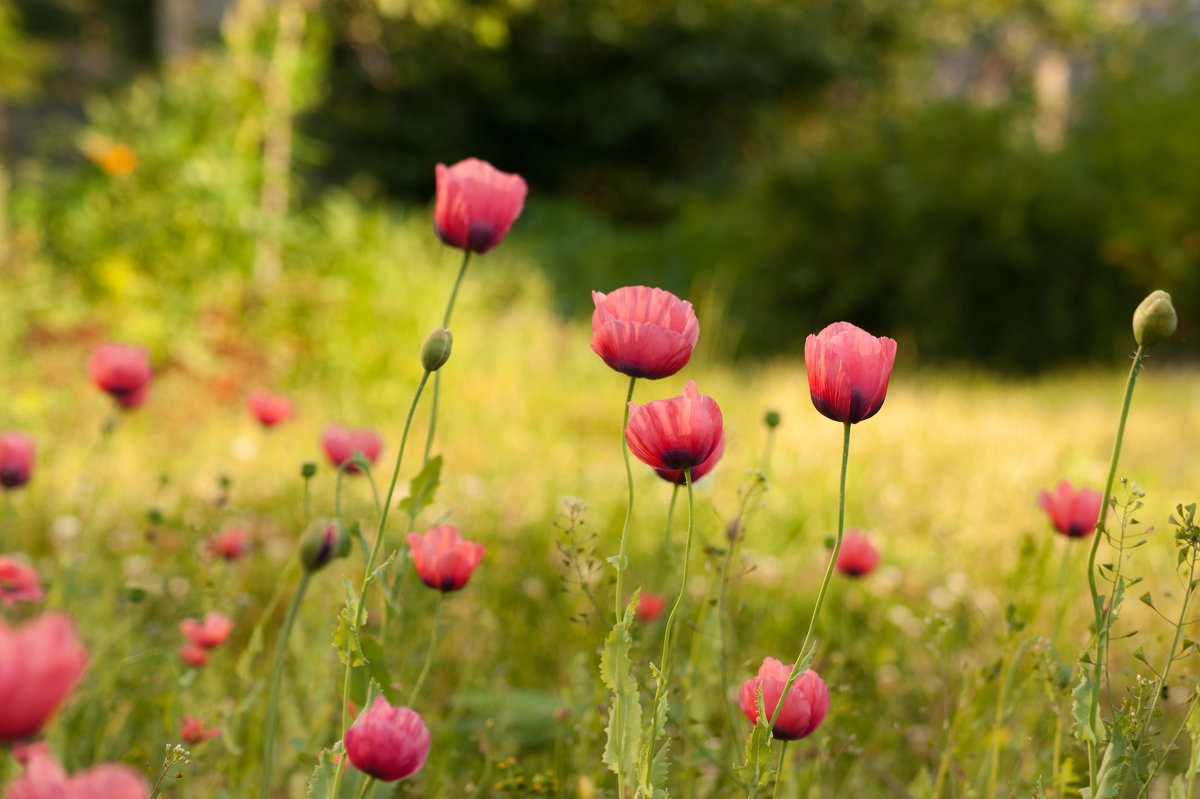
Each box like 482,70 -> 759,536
299,518 -> 350,573
420,327 -> 453,372
764,410 -> 781,429
1133,290 -> 1177,348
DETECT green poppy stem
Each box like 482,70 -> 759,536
259,571 -> 311,799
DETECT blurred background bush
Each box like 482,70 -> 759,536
1,0 -> 1197,372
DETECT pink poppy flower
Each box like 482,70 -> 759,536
407,525 -> 485,592
0,557 -> 45,606
87,343 -> 152,409
321,424 -> 383,474
634,592 -> 667,624
5,749 -> 148,799
1038,479 -> 1103,538
655,436 -> 724,486
177,644 -> 208,668
738,657 -> 830,741
0,432 -> 35,489
590,286 -> 700,380
433,158 -> 528,254
834,530 -> 880,577
206,528 -> 250,561
805,322 -> 897,424
179,715 -> 222,744
0,612 -> 89,741
248,389 -> 292,427
625,380 -> 723,473
179,612 -> 233,649
344,696 -> 430,782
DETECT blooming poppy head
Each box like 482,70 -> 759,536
433,158 -> 528,254
177,644 -> 209,668
1038,479 -> 1103,538
0,557 -> 45,607
179,715 -> 222,744
626,381 -> 724,472
407,525 -> 485,592
590,286 -> 700,380
655,436 -> 724,486
804,322 -> 897,424
634,592 -> 667,624
0,432 -> 36,489
206,528 -> 250,561
344,696 -> 431,782
6,748 -> 149,799
835,530 -> 880,578
0,612 -> 89,742
737,657 -> 830,741
88,343 -> 153,407
179,612 -> 233,649
321,424 -> 383,474
248,389 -> 293,427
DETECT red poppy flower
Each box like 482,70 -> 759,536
590,286 -> 700,380
834,530 -> 880,577
634,592 -> 667,624
0,557 -> 45,606
88,343 -> 153,408
738,657 -> 830,741
248,389 -> 293,427
804,322 -> 897,424
407,525 -> 485,592
177,644 -> 208,668
179,612 -> 233,649
322,424 -> 383,474
6,749 -> 149,799
179,715 -> 222,744
433,158 -> 528,254
206,528 -> 250,561
1038,479 -> 1103,538
344,696 -> 430,782
625,380 -> 723,472
0,432 -> 35,489
0,612 -> 89,742
655,436 -> 724,485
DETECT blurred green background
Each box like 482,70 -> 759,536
1,0 -> 1197,373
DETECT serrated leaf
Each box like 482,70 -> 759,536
1072,668 -> 1103,745
1093,725 -> 1128,799
334,583 -> 366,667
737,685 -> 776,788
399,455 -> 443,518
601,596 -> 643,788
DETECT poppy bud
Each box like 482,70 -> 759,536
764,410 -> 781,429
299,518 -> 351,573
1133,290 -> 1177,348
300,460 -> 318,479
421,327 -> 453,372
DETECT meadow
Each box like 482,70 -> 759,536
2,182 -> 1198,798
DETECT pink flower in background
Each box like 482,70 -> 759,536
321,424 -> 383,474
177,644 -> 208,668
433,158 -> 528,254
0,557 -> 45,606
407,525 -> 485,592
179,612 -> 233,650
835,530 -> 880,578
0,432 -> 35,489
805,322 -> 897,424
179,715 -> 222,744
344,696 -> 430,782
5,749 -> 149,799
0,612 -> 89,741
625,381 -> 723,473
1038,479 -> 1103,538
655,436 -> 724,486
248,389 -> 292,427
591,286 -> 700,380
634,592 -> 667,624
206,527 -> 250,561
88,343 -> 152,409
738,657 -> 830,741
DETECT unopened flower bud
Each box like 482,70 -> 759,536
300,460 -> 318,479
764,410 -> 781,429
1133,290 -> 1177,348
420,327 -> 453,372
299,518 -> 350,573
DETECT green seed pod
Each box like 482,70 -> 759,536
764,410 -> 781,429
1133,290 -> 1177,348
299,518 -> 350,573
300,460 -> 318,479
421,327 -> 453,372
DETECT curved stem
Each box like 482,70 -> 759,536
772,741 -> 788,799
611,375 -> 637,799
1084,345 -> 1146,788
354,775 -> 375,799
663,482 -> 680,554
407,593 -> 444,706
443,249 -> 471,328
422,249 -> 471,465
642,468 -> 696,785
330,370 -> 432,798
260,572 -> 311,799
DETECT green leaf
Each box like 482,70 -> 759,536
1072,667 -> 1104,745
737,685 -> 776,789
1093,725 -> 1128,799
333,581 -> 365,667
601,595 -> 643,789
399,455 -> 443,518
